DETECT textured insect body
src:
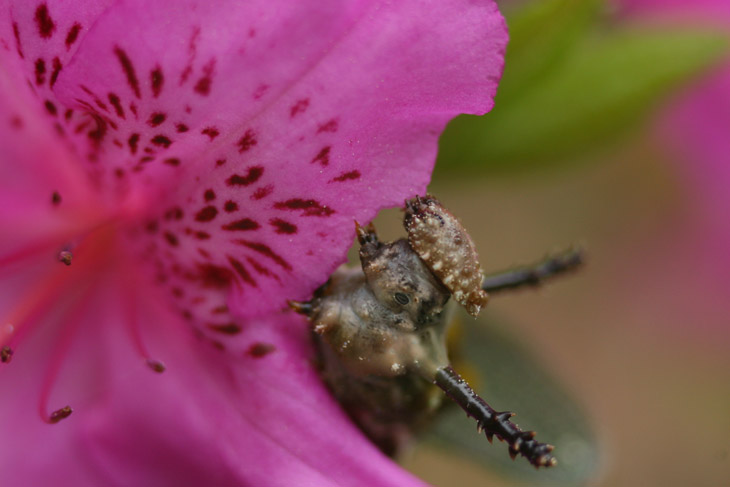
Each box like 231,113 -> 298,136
405,195 -> 488,317
292,195 -> 575,467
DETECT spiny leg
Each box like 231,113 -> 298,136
434,365 -> 557,468
482,247 -> 584,294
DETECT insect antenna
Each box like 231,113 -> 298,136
482,247 -> 584,294
434,365 -> 557,468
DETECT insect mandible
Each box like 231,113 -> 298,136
290,195 -> 583,468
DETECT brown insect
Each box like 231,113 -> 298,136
291,195 -> 583,468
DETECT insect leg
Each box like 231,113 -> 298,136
288,300 -> 314,317
482,247 -> 584,294
434,365 -> 557,468
355,220 -> 379,245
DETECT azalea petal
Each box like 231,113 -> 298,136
46,0 -> 507,334
0,274 -> 425,486
618,0 -> 730,335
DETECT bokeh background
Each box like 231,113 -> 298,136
369,0 -> 730,485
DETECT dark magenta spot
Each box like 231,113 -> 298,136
145,221 -> 158,234
114,46 -> 141,99
108,93 -> 125,118
246,257 -> 278,281
194,77 -> 211,95
163,231 -> 179,246
270,218 -> 297,234
252,84 -> 269,100
176,123 -> 189,133
227,255 -> 256,287
164,207 -> 183,220
216,158 -> 226,167
197,263 -> 233,289
232,239 -> 292,271
247,342 -> 276,358
193,59 -> 215,96
12,22 -> 24,59
151,66 -> 164,97
201,127 -> 219,140
147,112 -> 166,127
34,58 -> 46,85
224,201 -> 238,212
251,185 -> 273,200
128,133 -> 140,154
129,103 -> 138,117
311,146 -> 331,166
194,231 -> 211,240
49,57 -> 61,87
222,218 -> 259,231
204,189 -> 216,202
65,23 -> 81,49
44,100 -> 57,116
195,206 -> 218,222
211,305 -> 228,314
35,4 -> 56,39
51,191 -> 62,206
151,135 -> 172,147
87,115 -> 107,143
317,118 -> 339,133
273,199 -> 334,217
164,157 -> 180,166
207,323 -> 242,335
290,98 -> 309,118
64,109 -> 73,120
226,166 -> 263,186
10,116 -> 23,130
171,287 -> 184,298
331,170 -> 361,182
237,129 -> 257,153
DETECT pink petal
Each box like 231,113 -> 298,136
46,0 -> 507,331
0,272 -> 425,486
616,0 -> 730,337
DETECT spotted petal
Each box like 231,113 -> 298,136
34,0 -> 506,333
0,272 -> 426,486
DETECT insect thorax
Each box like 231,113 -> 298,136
309,237 -> 454,455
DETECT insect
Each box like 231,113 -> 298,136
290,195 -> 583,468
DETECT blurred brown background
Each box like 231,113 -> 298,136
364,144 -> 729,486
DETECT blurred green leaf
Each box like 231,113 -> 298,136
437,22 -> 729,175
498,0 -> 603,103
425,313 -> 599,485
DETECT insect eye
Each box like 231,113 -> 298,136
394,292 -> 410,305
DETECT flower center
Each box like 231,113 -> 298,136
0,193 -> 165,424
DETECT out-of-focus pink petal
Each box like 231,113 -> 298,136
616,0 -> 730,338
0,272 -> 426,487
47,0 -> 507,328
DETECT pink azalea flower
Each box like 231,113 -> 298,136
0,0 -> 507,485
615,0 -> 730,338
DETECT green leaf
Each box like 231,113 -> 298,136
436,26 -> 729,175
498,0 -> 604,104
425,313 -> 599,485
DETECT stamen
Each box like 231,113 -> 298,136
57,250 -> 73,266
146,358 -> 166,373
1,345 -> 13,363
48,406 -> 73,423
121,270 -> 166,373
38,291 -> 91,425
